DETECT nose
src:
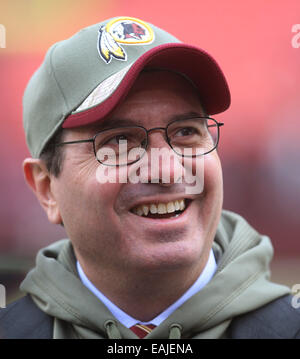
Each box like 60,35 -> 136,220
146,127 -> 168,150
143,130 -> 184,185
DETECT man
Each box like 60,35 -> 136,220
0,16 -> 299,339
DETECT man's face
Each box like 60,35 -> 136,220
50,71 -> 223,275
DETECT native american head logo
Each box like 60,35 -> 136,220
98,17 -> 154,64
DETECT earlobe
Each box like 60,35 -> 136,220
23,158 -> 62,225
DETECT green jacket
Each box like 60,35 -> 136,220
19,210 -> 290,339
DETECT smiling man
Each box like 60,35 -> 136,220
0,16 -> 299,339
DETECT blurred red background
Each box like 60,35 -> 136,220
0,0 -> 299,266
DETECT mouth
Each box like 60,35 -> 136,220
130,198 -> 192,219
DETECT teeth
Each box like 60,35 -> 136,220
150,204 -> 157,214
157,203 -> 167,214
142,205 -> 149,216
167,202 -> 175,213
174,200 -> 180,211
136,207 -> 143,216
179,199 -> 185,211
132,199 -> 186,217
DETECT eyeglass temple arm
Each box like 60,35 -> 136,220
56,139 -> 94,146
207,122 -> 224,128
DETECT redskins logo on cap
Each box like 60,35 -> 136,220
98,17 -> 154,64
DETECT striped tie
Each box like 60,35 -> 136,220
130,323 -> 156,338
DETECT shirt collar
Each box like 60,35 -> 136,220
77,249 -> 217,328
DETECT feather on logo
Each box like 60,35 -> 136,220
98,17 -> 154,64
99,26 -> 126,62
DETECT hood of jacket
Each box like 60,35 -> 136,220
20,210 -> 290,339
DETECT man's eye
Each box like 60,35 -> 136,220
175,127 -> 197,136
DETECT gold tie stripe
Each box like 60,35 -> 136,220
130,323 -> 156,338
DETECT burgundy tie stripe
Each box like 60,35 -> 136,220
130,324 -> 156,338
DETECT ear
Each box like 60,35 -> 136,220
23,158 -> 62,224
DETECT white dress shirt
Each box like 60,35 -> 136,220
77,249 -> 217,328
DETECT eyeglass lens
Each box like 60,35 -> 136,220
95,118 -> 219,165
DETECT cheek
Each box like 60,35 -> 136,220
55,176 -> 124,253
184,152 -> 223,198
202,152 -> 223,235
54,165 -> 123,228
193,153 -> 223,252
203,152 -> 223,196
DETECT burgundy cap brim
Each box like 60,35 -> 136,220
62,43 -> 230,128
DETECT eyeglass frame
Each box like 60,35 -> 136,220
55,116 -> 224,166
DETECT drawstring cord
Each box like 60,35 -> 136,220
104,320 -> 122,339
169,323 -> 182,339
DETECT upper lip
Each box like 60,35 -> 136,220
128,194 -> 198,211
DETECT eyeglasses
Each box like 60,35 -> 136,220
56,116 -> 224,166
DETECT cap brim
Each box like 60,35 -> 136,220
62,43 -> 230,128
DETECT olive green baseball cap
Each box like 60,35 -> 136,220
23,16 -> 230,158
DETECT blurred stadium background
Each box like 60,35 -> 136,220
0,0 -> 299,304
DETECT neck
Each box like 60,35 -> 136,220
75,250 -> 210,321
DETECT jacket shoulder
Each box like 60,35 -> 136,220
229,294 -> 300,339
0,294 -> 53,339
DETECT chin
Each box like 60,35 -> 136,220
126,233 -> 207,273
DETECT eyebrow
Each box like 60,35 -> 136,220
91,111 -> 205,132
